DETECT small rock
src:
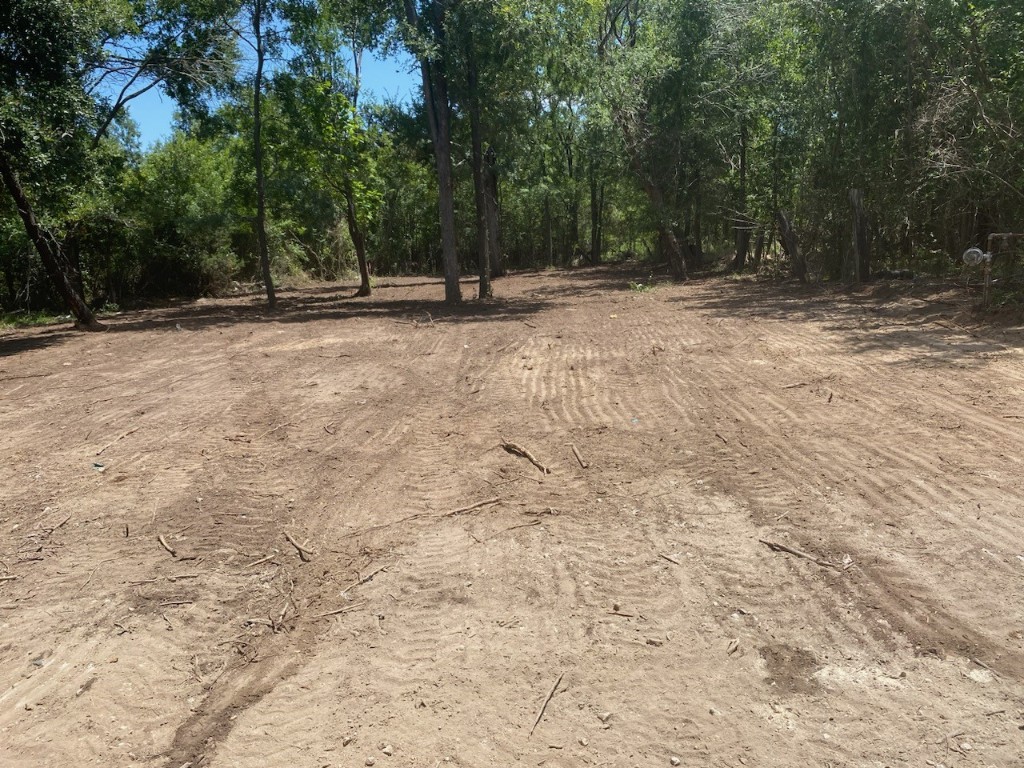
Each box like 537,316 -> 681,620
646,638 -> 663,647
382,745 -> 394,756
578,737 -> 589,747
960,743 -> 972,752
670,758 -> 681,767
613,603 -> 621,612
709,707 -> 721,716
342,736 -> 352,747
597,712 -> 612,723
365,758 -> 376,766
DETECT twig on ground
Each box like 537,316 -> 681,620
529,672 -> 565,738
96,426 -> 139,456
341,564 -> 390,595
315,601 -> 366,619
501,439 -> 551,474
247,550 -> 279,569
443,497 -> 500,517
971,658 -> 999,677
160,600 -> 194,607
283,531 -> 315,562
759,539 -> 839,570
0,575 -> 18,582
714,432 -> 728,445
484,520 -> 542,541
659,553 -> 682,565
782,382 -> 807,389
571,444 -> 588,469
157,535 -> 177,558
256,422 -> 294,441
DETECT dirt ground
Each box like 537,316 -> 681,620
1,266 -> 1023,768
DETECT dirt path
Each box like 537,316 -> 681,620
1,268 -> 1023,767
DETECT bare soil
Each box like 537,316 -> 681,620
1,266 -> 1023,768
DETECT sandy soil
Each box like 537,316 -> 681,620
1,267 -> 1023,768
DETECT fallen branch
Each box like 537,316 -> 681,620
341,564 -> 390,595
659,553 -> 682,566
443,497 -> 500,517
283,531 -> 315,562
0,575 -> 18,582
157,535 -> 177,558
160,600 -> 194,607
759,539 -> 839,571
529,671 -> 565,738
571,444 -> 588,469
502,440 -> 551,474
96,426 -> 139,456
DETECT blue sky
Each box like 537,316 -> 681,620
126,49 -> 419,149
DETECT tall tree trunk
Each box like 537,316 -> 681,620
344,182 -> 372,297
733,117 -> 749,272
484,147 -> 504,277
641,179 -> 686,279
252,0 -> 276,310
0,152 -> 102,329
589,155 -> 601,265
466,37 -> 491,299
849,188 -> 870,282
403,0 -> 461,304
776,210 -> 806,283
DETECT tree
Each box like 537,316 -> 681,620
0,0 -> 233,327
398,0 -> 461,303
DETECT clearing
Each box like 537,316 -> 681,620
1,267 -> 1023,767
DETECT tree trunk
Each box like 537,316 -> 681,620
752,227 -> 765,270
589,154 -> 601,265
344,182 -> 372,296
776,210 -> 806,283
642,179 -> 686,279
466,38 -> 491,299
484,147 -> 504,277
733,117 -> 749,271
849,188 -> 870,282
252,0 -> 276,310
403,0 -> 461,304
0,152 -> 102,329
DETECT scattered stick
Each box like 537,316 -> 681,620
529,672 -> 565,738
443,497 -> 500,517
659,553 -> 681,566
160,612 -> 173,630
0,575 -> 18,583
247,550 -> 280,569
971,658 -> 999,677
96,426 -> 139,456
283,531 -> 315,562
484,520 -> 542,541
157,535 -> 177,558
782,382 -> 807,390
168,573 -> 201,581
759,539 -> 839,571
571,444 -> 588,469
47,513 -> 73,533
315,601 -> 366,619
160,600 -> 194,607
501,440 -> 551,474
341,564 -> 389,595
256,422 -> 294,441
714,432 -> 728,445
608,611 -> 635,618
